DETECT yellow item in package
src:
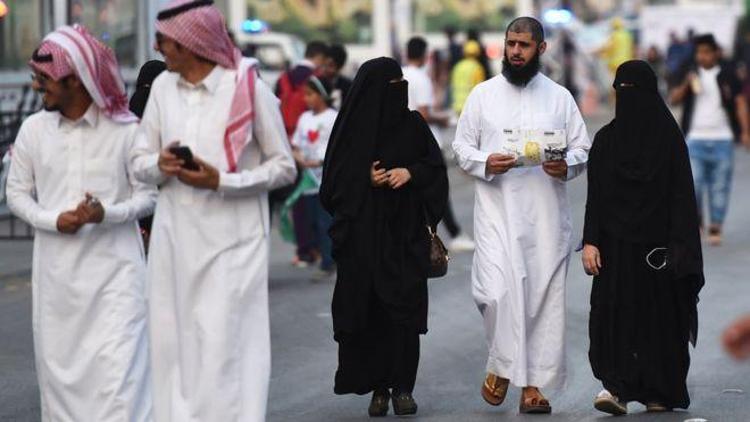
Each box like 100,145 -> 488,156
500,128 -> 567,167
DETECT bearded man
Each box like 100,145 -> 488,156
452,17 -> 591,414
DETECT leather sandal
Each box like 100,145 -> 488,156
481,373 -> 510,406
519,391 -> 552,414
646,402 -> 672,412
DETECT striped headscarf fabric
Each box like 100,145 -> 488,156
29,25 -> 137,124
156,0 -> 259,172
29,41 -> 74,81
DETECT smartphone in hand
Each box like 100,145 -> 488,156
168,146 -> 200,171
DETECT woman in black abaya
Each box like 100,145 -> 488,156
582,60 -> 704,415
320,57 -> 448,417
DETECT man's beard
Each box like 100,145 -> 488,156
502,50 -> 541,87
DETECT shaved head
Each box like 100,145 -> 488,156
506,17 -> 545,44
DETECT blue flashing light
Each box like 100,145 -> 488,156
543,9 -> 573,25
242,19 -> 268,34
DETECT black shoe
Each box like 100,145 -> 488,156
392,391 -> 418,416
368,389 -> 390,417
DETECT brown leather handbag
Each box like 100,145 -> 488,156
426,222 -> 450,278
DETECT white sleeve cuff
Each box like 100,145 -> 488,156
35,210 -> 60,232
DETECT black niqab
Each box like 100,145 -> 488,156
129,60 -> 167,118
610,60 -> 672,182
380,80 -> 410,128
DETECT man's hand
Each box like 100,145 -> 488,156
177,156 -> 220,190
158,142 -> 184,177
543,159 -> 568,180
386,168 -> 411,189
486,154 -> 517,175
723,314 -> 750,360
56,211 -> 83,234
582,244 -> 602,276
371,161 -> 388,187
75,193 -> 104,224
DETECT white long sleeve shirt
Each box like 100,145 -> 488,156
6,105 -> 156,421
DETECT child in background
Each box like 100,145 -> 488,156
291,76 -> 338,279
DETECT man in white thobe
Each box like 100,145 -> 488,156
6,25 -> 156,421
131,1 -> 296,421
452,17 -> 590,413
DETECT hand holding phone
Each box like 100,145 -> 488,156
168,146 -> 200,171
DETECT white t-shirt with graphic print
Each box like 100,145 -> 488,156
291,108 -> 338,193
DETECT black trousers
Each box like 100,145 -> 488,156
441,196 -> 461,238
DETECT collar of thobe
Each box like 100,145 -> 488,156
502,72 -> 543,90
57,103 -> 99,129
177,64 -> 225,94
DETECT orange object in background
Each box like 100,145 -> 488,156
486,43 -> 501,60
0,1 -> 8,19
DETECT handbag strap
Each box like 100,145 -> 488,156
422,205 -> 436,236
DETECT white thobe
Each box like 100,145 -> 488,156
6,106 -> 156,421
131,66 -> 296,422
452,74 -> 590,389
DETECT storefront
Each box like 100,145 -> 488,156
0,0 -> 227,85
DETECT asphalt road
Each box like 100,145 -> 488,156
2,113 -> 750,421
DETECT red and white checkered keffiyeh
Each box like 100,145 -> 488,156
29,25 -> 137,124
156,0 -> 259,172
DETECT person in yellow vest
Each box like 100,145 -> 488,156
598,18 -> 634,78
451,40 -> 486,115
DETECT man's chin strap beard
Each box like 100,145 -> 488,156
502,51 -> 541,87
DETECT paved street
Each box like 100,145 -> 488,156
2,113 -> 750,421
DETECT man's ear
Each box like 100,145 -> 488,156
538,41 -> 547,55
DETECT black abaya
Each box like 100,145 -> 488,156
320,58 -> 448,395
584,61 -> 704,409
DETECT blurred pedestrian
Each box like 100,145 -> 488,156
403,36 -> 475,252
275,40 -> 328,137
666,31 -> 691,88
443,25 -> 463,109
288,76 -> 337,280
451,40 -> 485,115
402,37 -> 448,127
561,29 -> 579,101
670,34 -> 750,246
429,49 -> 451,112
129,59 -> 167,250
644,45 -> 666,97
444,25 -> 463,68
723,314 -> 750,360
583,60 -> 704,416
320,57 -> 448,417
274,39 -> 328,267
452,17 -> 590,414
132,1 -> 296,420
597,17 -> 634,80
321,43 -> 352,110
7,25 -> 156,420
467,27 -> 492,79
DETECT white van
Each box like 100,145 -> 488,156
234,32 -> 305,87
